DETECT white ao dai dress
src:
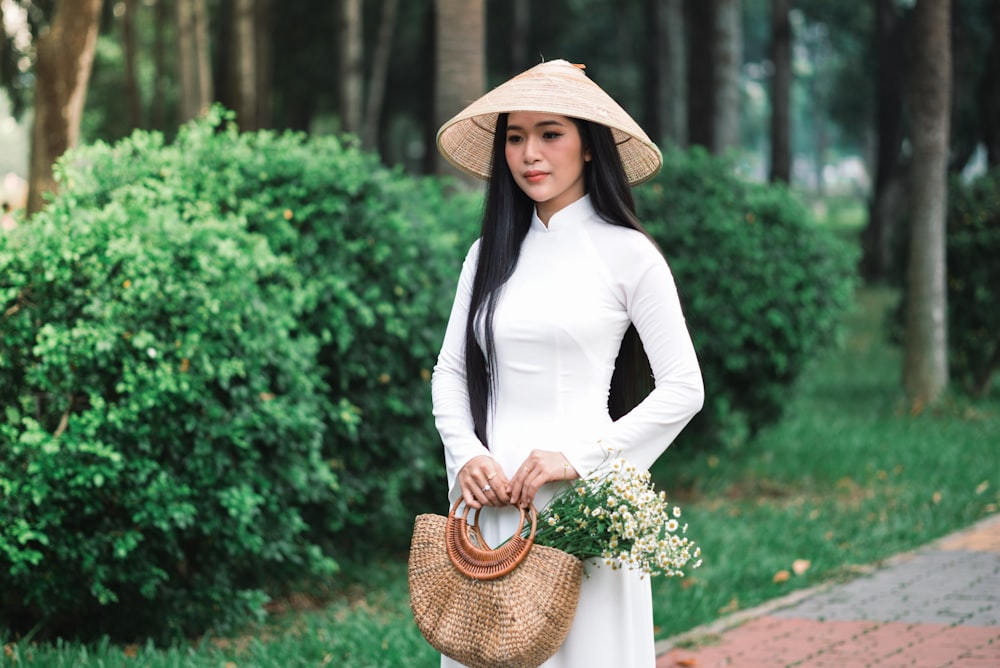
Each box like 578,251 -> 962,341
431,195 -> 704,668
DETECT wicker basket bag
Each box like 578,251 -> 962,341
408,500 -> 584,668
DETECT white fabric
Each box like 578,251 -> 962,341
431,194 -> 704,668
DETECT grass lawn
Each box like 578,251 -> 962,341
3,286 -> 998,667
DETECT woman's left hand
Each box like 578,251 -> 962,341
508,450 -> 579,509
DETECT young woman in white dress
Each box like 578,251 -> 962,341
432,59 -> 704,668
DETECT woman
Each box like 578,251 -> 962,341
431,60 -> 704,667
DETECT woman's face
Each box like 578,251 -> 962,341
504,112 -> 591,224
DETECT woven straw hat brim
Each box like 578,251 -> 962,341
437,60 -> 662,186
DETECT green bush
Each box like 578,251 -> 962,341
0,194 -> 335,640
945,168 -> 1000,396
0,109 -> 481,640
636,147 -> 857,447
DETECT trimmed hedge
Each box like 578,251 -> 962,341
636,147 -> 857,447
0,108 -> 480,640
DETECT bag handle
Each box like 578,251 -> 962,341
445,499 -> 537,581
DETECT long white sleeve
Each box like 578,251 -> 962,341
430,240 -> 486,498
562,245 -> 704,478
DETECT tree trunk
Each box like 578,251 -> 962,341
152,0 -> 167,130
686,1 -> 714,149
121,0 -> 142,129
233,0 -> 258,129
255,0 -> 273,129
433,0 -> 485,178
663,0 -> 687,147
862,0 -> 908,282
903,0 -> 950,408
712,0 -> 742,154
339,0 -> 363,134
769,0 -> 792,183
645,0 -> 664,145
362,0 -> 398,149
981,0 -> 1000,167
510,0 -> 529,74
177,0 -> 214,122
27,0 -> 104,215
194,0 -> 213,114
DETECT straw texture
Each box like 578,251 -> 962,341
409,511 -> 584,668
436,59 -> 662,185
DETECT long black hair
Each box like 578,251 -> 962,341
464,113 -> 655,445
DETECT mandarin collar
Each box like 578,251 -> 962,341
530,194 -> 596,233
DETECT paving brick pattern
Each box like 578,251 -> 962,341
657,514 -> 1000,668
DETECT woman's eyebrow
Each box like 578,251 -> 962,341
506,119 -> 567,132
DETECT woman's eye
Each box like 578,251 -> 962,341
542,132 -> 562,140
506,135 -> 523,144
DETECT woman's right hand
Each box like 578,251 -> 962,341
458,455 -> 511,509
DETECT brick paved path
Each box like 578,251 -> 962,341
657,514 -> 1000,668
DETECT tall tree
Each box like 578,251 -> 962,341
982,0 -> 1000,167
645,0 -> 666,146
26,0 -> 104,215
339,0 -> 363,134
151,0 -> 168,130
687,0 -> 742,153
646,0 -> 688,147
862,0 -> 909,281
433,0 -> 485,177
713,0 -> 743,154
233,0 -> 258,129
903,0 -> 950,407
662,0 -> 687,147
121,0 -> 142,130
255,0 -> 273,129
686,1 -> 715,149
769,0 -> 792,182
362,0 -> 399,149
510,0 -> 529,74
176,0 -> 214,122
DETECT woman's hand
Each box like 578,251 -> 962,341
458,455 -> 510,509
508,450 -> 578,508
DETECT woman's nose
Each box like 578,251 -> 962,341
522,135 -> 541,162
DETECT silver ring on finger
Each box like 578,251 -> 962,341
482,484 -> 492,492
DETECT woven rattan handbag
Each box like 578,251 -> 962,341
408,500 -> 584,668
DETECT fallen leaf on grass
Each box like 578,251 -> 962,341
792,559 -> 811,575
122,644 -> 139,658
718,597 -> 740,614
773,570 -> 790,583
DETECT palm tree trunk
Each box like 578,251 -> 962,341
712,0 -> 742,154
433,0 -> 485,178
233,0 -> 258,129
769,0 -> 792,183
177,0 -> 214,122
903,0 -> 951,407
122,0 -> 143,129
339,0 -> 363,134
981,0 -> 1000,167
363,0 -> 399,149
27,0 -> 104,215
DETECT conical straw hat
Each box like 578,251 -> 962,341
436,59 -> 662,186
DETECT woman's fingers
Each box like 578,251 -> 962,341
459,454 -> 510,507
508,451 -> 577,507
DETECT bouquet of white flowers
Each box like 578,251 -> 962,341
527,454 -> 701,578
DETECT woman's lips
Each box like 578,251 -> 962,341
524,170 -> 547,183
